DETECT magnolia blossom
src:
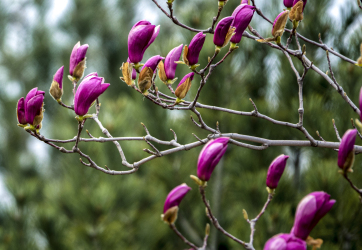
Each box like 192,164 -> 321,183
74,73 -> 110,116
266,154 -> 289,189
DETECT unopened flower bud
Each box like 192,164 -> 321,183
257,10 -> 291,45
197,137 -> 229,181
69,42 -> 89,81
174,72 -> 194,102
183,32 -> 206,69
266,154 -> 289,190
292,0 -> 307,11
289,0 -> 304,28
142,55 -> 164,73
128,20 -> 160,64
213,16 -> 235,50
337,129 -> 357,172
49,66 -> 64,101
230,4 -> 255,45
138,67 -> 154,95
23,88 -> 45,129
74,73 -> 110,116
161,44 -> 183,84
356,44 -> 362,67
205,223 -> 210,236
162,184 -> 191,224
243,209 -> 249,220
291,192 -> 335,240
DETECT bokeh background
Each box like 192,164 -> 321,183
0,0 -> 362,249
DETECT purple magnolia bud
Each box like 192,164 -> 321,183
164,44 -> 183,80
49,66 -> 64,101
337,129 -> 357,171
17,97 -> 27,125
162,183 -> 191,224
74,73 -> 110,116
127,58 -> 137,80
163,184 -> 191,213
213,16 -> 234,48
293,0 -> 307,10
230,4 -> 256,44
264,233 -> 306,250
284,0 -> 294,8
291,192 -> 336,240
24,88 -> 45,127
187,32 -> 206,66
174,72 -> 194,100
197,137 -> 229,181
128,20 -> 160,64
266,154 -> 289,190
69,42 -> 89,80
141,55 -> 164,73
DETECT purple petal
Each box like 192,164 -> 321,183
187,32 -> 206,66
76,44 -> 89,65
197,137 -> 229,181
128,23 -> 156,63
145,25 -> 160,51
25,94 -> 44,124
230,4 -> 255,44
142,55 -> 164,72
176,72 -> 194,88
69,42 -> 80,75
17,97 -> 27,124
74,75 -> 110,116
266,155 -> 289,189
264,234 -> 306,250
284,0 -> 294,8
213,16 -> 234,47
54,66 -> 64,89
164,44 -> 183,80
337,129 -> 357,168
163,184 -> 191,213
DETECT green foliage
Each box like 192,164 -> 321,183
0,0 -> 362,249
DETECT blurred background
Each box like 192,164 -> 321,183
0,0 -> 362,249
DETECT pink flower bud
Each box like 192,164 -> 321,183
266,154 -> 289,189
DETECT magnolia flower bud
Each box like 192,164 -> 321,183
174,72 -> 194,102
183,32 -> 206,68
337,129 -> 357,172
141,55 -> 164,73
292,0 -> 307,11
49,66 -> 64,101
356,44 -> 362,67
138,67 -> 153,95
289,0 -> 304,28
213,16 -> 235,50
128,20 -> 160,64
266,154 -> 289,190
23,88 -> 45,129
283,0 -> 294,8
230,4 -> 255,45
264,233 -> 306,250
74,73 -> 110,117
161,44 -> 183,84
291,192 -> 335,240
162,184 -> 191,224
17,97 -> 27,125
197,137 -> 229,181
69,42 -> 89,81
